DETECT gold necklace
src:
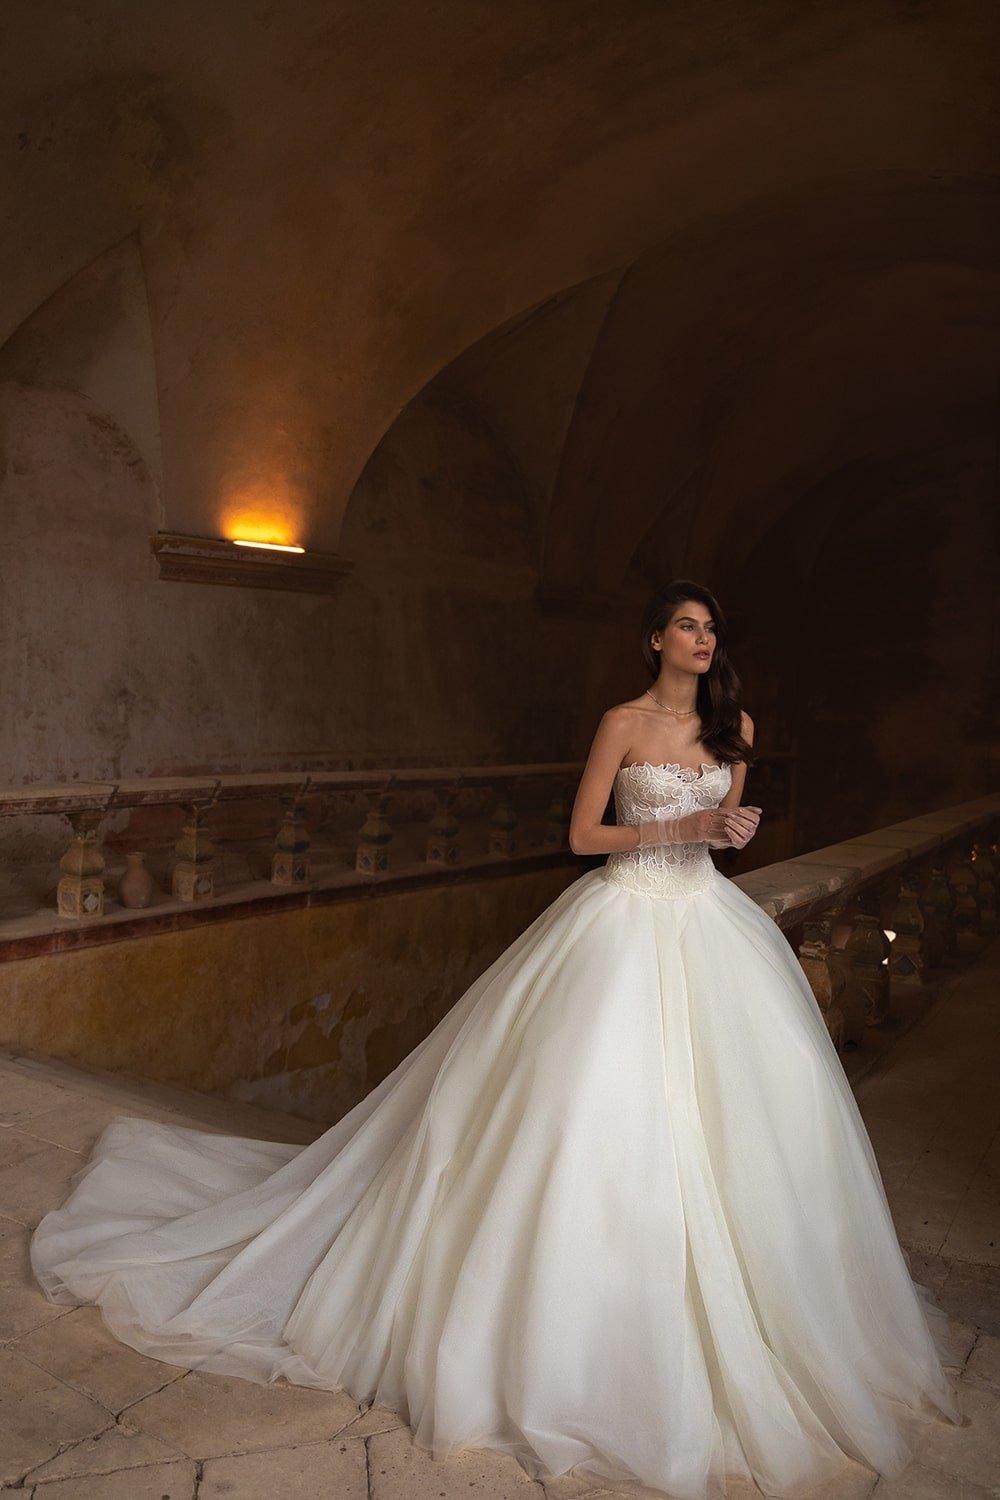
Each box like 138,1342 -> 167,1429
644,688 -> 698,717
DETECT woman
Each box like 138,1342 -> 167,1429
31,581 -> 964,1500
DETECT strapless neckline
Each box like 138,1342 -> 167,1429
616,760 -> 727,780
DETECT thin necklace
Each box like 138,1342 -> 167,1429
645,687 -> 698,717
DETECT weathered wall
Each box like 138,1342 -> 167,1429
0,315 -> 604,789
1,2 -> 997,1110
0,865 -> 581,1123
792,437 -> 997,851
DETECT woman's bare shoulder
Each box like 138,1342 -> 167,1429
599,697 -> 652,730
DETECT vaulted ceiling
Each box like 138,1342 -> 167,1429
412,172 -> 998,605
3,1 -> 997,595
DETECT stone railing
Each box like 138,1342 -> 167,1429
732,793 -> 1000,1051
1,767 -> 996,1063
0,763 -> 585,958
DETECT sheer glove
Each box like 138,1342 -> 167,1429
717,805 -> 762,849
637,806 -> 761,850
708,806 -> 762,850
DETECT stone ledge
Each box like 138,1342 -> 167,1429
2,788 -> 996,957
150,532 -> 353,595
733,793 -> 1000,928
0,761 -> 586,817
0,848 -> 586,963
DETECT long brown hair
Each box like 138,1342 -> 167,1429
640,581 -> 756,767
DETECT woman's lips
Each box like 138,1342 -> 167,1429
694,651 -> 711,659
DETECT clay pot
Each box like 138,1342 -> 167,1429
118,851 -> 155,909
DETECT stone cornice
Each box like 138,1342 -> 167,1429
150,533 -> 353,594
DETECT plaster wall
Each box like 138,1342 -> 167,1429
0,865 -> 579,1123
792,440 -> 997,851
0,372 -> 595,789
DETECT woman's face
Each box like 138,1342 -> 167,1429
652,601 -> 716,674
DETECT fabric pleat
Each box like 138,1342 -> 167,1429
30,865 -> 964,1500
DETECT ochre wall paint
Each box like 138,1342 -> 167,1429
0,866 -> 582,1123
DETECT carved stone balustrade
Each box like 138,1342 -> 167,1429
487,784 -> 520,857
426,783 -> 461,866
543,784 -> 574,850
947,845 -> 982,956
796,917 -> 846,1049
56,810 -> 108,919
972,839 -> 998,934
0,766 -> 996,1073
173,799 -> 218,902
734,798 -> 1000,1050
356,786 -> 394,875
272,784 -> 313,887
887,875 -> 928,988
0,762 -> 585,950
843,904 -> 892,1028
918,858 -> 957,969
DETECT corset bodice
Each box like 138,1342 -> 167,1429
602,760 -> 733,899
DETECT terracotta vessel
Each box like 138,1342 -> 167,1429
118,851 -> 155,909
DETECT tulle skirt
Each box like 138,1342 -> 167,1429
30,866 -> 964,1499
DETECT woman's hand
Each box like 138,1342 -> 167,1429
638,805 -> 761,849
715,805 -> 762,849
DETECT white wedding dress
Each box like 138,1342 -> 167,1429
31,761 -> 963,1499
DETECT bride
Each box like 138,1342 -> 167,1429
31,580 -> 965,1499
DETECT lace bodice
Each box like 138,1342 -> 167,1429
602,761 -> 733,899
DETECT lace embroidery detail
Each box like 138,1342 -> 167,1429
602,761 -> 733,900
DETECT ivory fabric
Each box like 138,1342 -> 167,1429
31,762 -> 963,1499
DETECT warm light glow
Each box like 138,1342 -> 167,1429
220,478 -> 302,552
232,539 -> 305,554
882,928 -> 896,966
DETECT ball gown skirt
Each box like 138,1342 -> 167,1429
30,762 -> 964,1500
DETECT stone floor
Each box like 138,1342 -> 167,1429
1,943 -> 998,1499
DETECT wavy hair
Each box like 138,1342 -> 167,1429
639,580 -> 756,768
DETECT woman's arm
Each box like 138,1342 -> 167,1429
719,711 -> 755,810
711,711 -> 760,849
567,708 -> 760,857
568,708 -> 645,855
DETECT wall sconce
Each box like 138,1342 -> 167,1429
232,539 -> 306,554
150,533 -> 352,595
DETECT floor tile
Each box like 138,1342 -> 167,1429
368,1423 -> 543,1498
127,1368 -> 359,1459
0,1346 -> 110,1486
35,1458 -> 197,1498
0,1215 -> 68,1340
25,1422 -> 185,1483
962,1333 -> 1000,1394
13,1305 -> 185,1413
0,1144 -> 84,1228
909,1381 -> 1000,1491
869,1459 -> 996,1496
200,1437 -> 369,1497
